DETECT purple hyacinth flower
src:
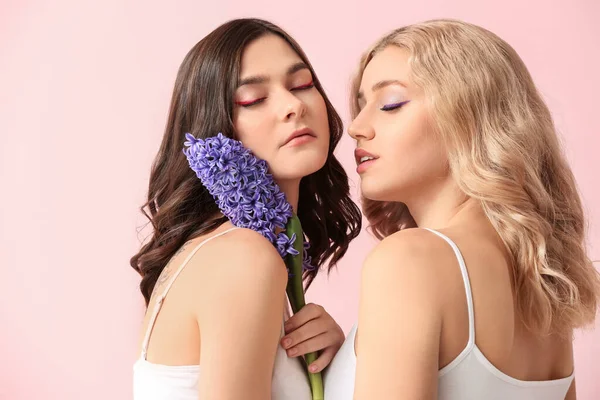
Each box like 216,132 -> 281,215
275,232 -> 300,258
183,132 -> 313,272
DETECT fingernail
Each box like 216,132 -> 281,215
309,364 -> 318,372
288,348 -> 298,356
282,338 -> 292,348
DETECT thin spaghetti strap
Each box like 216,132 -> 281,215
140,226 -> 240,359
423,228 -> 475,345
159,227 -> 240,297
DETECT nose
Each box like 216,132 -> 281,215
348,111 -> 375,141
279,91 -> 307,122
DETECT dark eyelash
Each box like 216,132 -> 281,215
236,98 -> 266,108
380,100 -> 410,111
291,81 -> 314,91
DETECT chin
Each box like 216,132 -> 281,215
360,179 -> 396,202
274,153 -> 327,181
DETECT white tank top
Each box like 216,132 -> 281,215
133,227 -> 312,400
324,228 -> 574,400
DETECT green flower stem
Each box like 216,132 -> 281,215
285,214 -> 324,400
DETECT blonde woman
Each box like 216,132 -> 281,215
324,19 -> 600,399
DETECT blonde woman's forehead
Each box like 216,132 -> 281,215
358,47 -> 413,98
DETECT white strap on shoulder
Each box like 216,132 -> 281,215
423,228 -> 475,345
140,226 -> 240,359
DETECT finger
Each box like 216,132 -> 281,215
286,332 -> 333,357
284,303 -> 324,333
307,346 -> 337,373
281,319 -> 324,349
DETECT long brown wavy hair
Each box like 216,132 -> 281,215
131,18 -> 361,306
351,19 -> 600,335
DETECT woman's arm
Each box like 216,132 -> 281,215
194,229 -> 288,400
354,229 -> 445,400
565,379 -> 576,400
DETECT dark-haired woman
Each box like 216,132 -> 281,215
131,18 -> 361,400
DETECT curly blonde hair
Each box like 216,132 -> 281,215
351,19 -> 600,335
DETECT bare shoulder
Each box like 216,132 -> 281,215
358,228 -> 462,325
187,227 -> 288,286
202,227 -> 282,255
175,227 -> 287,318
356,228 -> 449,375
187,228 -> 289,398
362,228 -> 457,285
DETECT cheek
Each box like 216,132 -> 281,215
376,118 -> 447,194
233,113 -> 274,160
314,94 -> 328,117
312,97 -> 331,153
392,107 -> 439,166
307,93 -> 329,126
390,129 -> 432,166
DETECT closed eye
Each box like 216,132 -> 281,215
236,81 -> 314,107
380,100 -> 410,111
291,81 -> 314,91
236,98 -> 266,107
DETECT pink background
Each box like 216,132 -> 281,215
1,0 -> 598,398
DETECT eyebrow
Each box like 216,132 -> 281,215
356,79 -> 407,100
237,62 -> 310,87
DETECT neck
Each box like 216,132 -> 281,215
277,179 -> 301,214
404,177 -> 480,229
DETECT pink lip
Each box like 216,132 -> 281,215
356,159 -> 376,174
354,148 -> 379,174
283,128 -> 316,147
